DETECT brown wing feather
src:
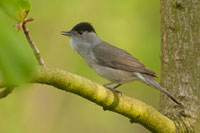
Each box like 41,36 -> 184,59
92,41 -> 157,77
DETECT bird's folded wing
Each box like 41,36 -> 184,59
92,41 -> 157,77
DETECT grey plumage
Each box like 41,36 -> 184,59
61,22 -> 182,105
93,41 -> 157,77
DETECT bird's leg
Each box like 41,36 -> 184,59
103,81 -> 122,94
110,84 -> 122,94
103,81 -> 119,87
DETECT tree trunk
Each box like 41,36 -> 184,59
160,0 -> 200,132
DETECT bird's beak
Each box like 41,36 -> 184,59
61,31 -> 73,36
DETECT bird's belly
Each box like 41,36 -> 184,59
78,51 -> 137,83
91,64 -> 138,83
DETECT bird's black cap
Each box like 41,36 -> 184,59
71,22 -> 96,33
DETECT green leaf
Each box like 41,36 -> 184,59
18,0 -> 31,10
0,11 -> 37,86
0,0 -> 31,21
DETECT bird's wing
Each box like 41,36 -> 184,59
92,41 -> 157,77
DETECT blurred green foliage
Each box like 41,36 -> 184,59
0,0 -> 160,133
0,0 -> 31,21
0,0 -> 36,86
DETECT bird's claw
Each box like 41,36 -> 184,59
112,89 -> 122,96
103,85 -> 122,96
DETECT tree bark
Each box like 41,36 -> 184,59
160,0 -> 200,132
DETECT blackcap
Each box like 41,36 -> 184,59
61,22 -> 181,105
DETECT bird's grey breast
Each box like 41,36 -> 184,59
70,38 -> 91,52
78,50 -> 97,68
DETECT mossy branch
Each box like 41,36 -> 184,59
33,66 -> 175,133
0,66 -> 176,132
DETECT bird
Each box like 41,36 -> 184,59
61,22 -> 182,105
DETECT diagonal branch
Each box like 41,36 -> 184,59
36,67 -> 175,133
0,66 -> 176,132
22,18 -> 45,66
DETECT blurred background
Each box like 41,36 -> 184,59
0,0 -> 161,132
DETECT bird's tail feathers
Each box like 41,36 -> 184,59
136,73 -> 182,106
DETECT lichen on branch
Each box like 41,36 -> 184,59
0,66 -> 176,133
36,67 -> 175,133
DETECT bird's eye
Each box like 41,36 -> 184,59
78,31 -> 83,35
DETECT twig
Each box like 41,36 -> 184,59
22,18 -> 45,66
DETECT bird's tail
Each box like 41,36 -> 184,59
136,73 -> 182,106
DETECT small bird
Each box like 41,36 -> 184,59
61,22 -> 181,105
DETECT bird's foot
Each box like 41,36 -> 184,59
112,89 -> 122,96
103,85 -> 122,95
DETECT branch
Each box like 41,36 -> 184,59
22,18 -> 45,66
35,67 -> 175,133
0,66 -> 176,132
